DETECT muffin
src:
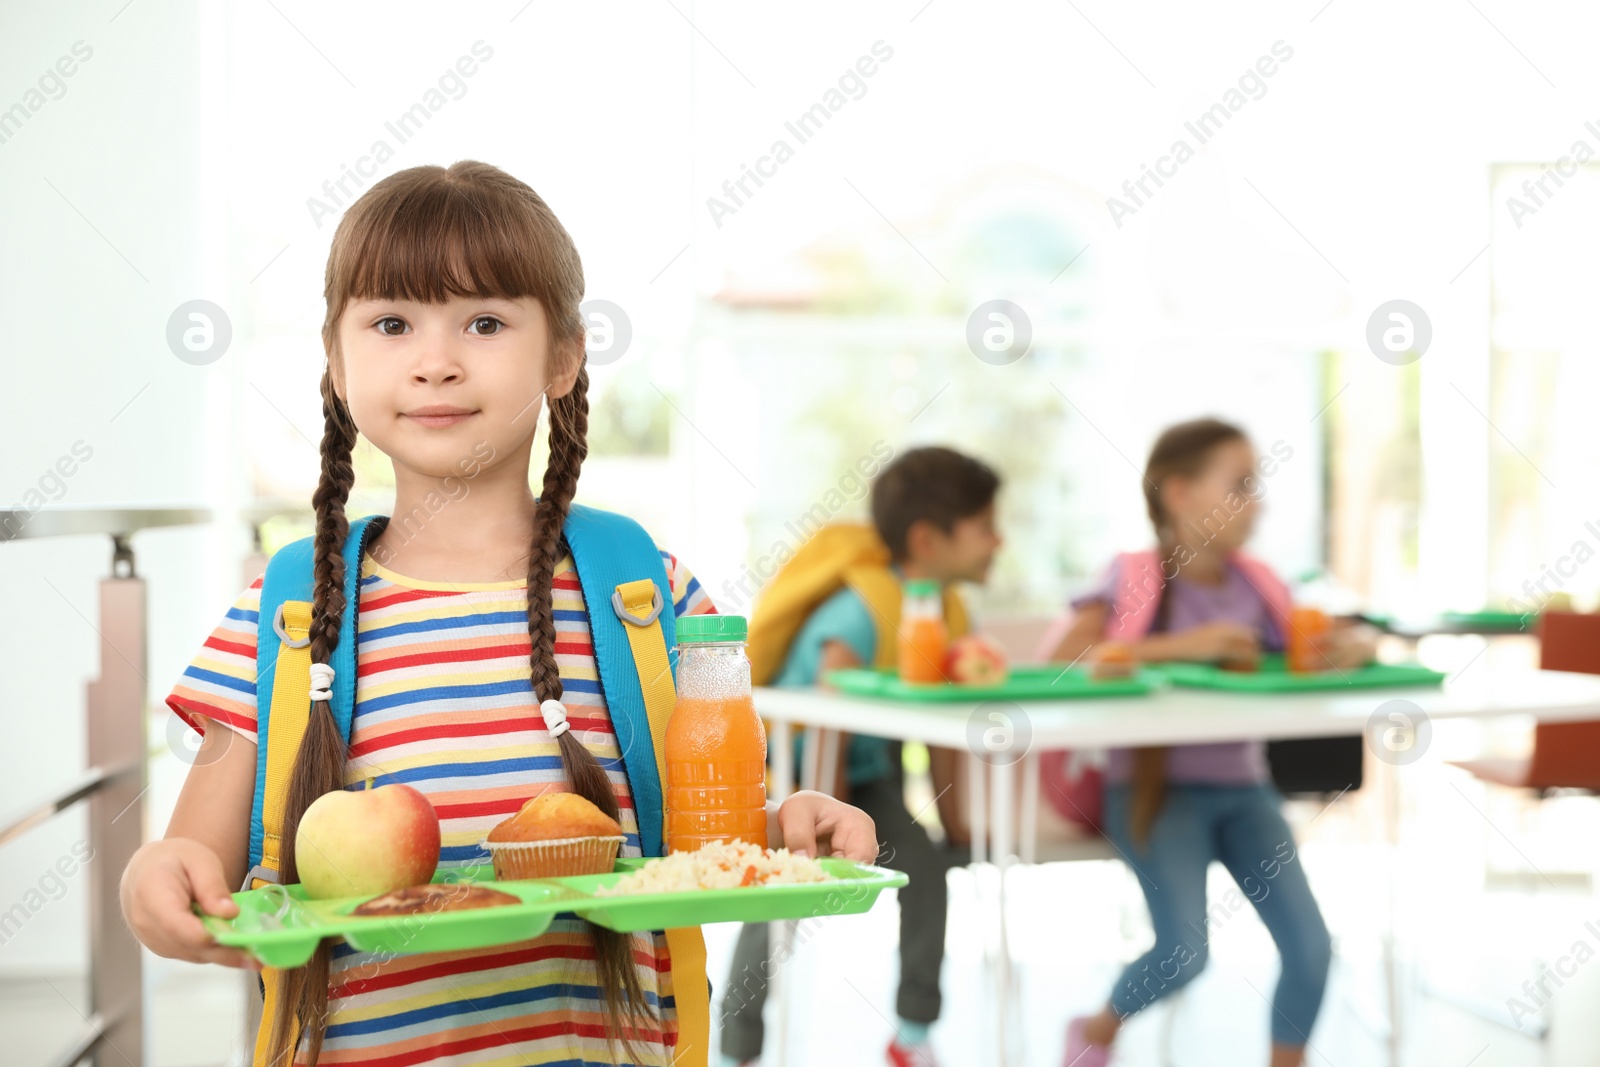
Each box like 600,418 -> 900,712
481,791 -> 625,880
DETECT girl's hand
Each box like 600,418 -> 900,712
1311,622 -> 1379,670
1174,622 -> 1260,665
120,837 -> 260,970
773,790 -> 878,863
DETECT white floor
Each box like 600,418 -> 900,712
698,765 -> 1600,1067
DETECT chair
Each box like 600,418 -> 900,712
1448,611 -> 1600,790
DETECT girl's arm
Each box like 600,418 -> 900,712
164,715 -> 256,884
1047,600 -> 1253,664
120,714 -> 260,969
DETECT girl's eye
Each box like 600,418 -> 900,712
376,316 -> 407,336
470,316 -> 505,335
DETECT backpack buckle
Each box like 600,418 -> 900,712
241,863 -> 280,892
272,603 -> 312,649
612,585 -> 664,627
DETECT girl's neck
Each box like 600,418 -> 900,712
370,446 -> 546,584
1170,540 -> 1230,586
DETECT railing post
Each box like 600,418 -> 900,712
86,534 -> 147,1067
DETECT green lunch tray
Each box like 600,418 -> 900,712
202,858 -> 906,967
1439,610 -> 1531,630
553,857 -> 906,934
1151,653 -> 1445,692
823,664 -> 1165,702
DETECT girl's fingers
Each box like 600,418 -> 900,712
830,815 -> 879,863
180,851 -> 240,918
197,945 -> 263,970
162,910 -> 260,969
160,907 -> 222,953
779,806 -> 819,859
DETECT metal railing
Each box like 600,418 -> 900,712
0,506 -> 212,1067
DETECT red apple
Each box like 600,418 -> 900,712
295,782 -> 441,900
945,634 -> 1009,685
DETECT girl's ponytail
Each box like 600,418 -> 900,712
260,371 -> 363,1067
1129,418 -> 1249,847
526,361 -> 658,1059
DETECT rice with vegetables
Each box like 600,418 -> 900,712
595,840 -> 831,896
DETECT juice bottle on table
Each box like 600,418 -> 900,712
899,579 -> 949,684
665,614 -> 768,852
1287,606 -> 1330,673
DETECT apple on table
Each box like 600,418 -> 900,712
945,634 -> 1009,685
295,781 -> 442,900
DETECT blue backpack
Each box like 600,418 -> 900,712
242,502 -> 713,1067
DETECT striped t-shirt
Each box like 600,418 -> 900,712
167,542 -> 715,1067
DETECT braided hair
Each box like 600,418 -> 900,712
261,162 -> 653,1066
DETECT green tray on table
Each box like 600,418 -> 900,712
1151,653 -> 1445,692
823,664 -> 1165,701
203,857 -> 906,967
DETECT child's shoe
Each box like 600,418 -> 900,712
886,1036 -> 941,1067
1062,1016 -> 1111,1067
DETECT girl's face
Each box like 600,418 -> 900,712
330,294 -> 580,481
1161,437 -> 1261,551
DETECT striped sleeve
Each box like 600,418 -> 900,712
166,575 -> 263,745
660,548 -> 717,617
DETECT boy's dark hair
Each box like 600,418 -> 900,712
870,446 -> 1000,561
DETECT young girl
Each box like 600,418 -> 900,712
1051,418 -> 1370,1067
118,161 -> 876,1067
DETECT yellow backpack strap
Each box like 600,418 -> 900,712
614,577 -> 711,1067
253,599 -> 316,1067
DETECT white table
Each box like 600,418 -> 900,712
755,668 -> 1600,1067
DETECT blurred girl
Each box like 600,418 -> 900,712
1052,418 -> 1369,1067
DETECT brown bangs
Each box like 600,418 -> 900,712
320,161 -> 585,355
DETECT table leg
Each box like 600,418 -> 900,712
1381,750 -> 1403,1066
771,720 -> 794,804
819,728 -> 841,799
991,755 -> 1016,1067
968,752 -> 988,867
801,726 -> 820,793
1020,750 -> 1040,867
771,720 -> 794,1067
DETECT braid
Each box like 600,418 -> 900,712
526,366 -> 589,709
1128,420 -> 1246,847
524,362 -> 656,1056
262,370 -> 361,1067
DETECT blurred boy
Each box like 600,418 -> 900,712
719,446 -> 1002,1067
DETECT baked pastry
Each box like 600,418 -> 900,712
482,791 -> 625,879
350,882 -> 520,916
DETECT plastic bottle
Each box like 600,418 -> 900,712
1287,605 -> 1331,673
665,614 -> 768,852
899,579 -> 949,684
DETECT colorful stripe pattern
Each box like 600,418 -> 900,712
168,545 -> 715,1066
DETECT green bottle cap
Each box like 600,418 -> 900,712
677,614 -> 748,644
904,579 -> 941,597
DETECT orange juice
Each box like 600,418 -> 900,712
1287,606 -> 1330,673
665,615 -> 768,852
899,579 -> 949,683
